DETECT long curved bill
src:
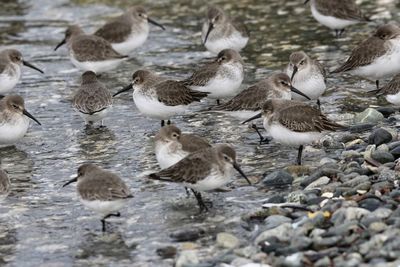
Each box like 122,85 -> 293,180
23,60 -> 44,74
148,18 -> 165,30
23,109 -> 41,125
62,177 -> 77,187
54,39 -> 66,51
242,113 -> 262,124
113,83 -> 133,97
290,66 -> 298,82
203,23 -> 214,44
290,86 -> 311,100
233,162 -> 251,185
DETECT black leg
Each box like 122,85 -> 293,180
101,212 -> 121,232
376,80 -> 379,90
216,99 -> 220,105
251,124 -> 270,144
317,99 -> 321,110
101,219 -> 106,232
335,30 -> 340,38
297,145 -> 304,165
339,29 -> 345,37
167,120 -> 171,125
190,189 -> 208,212
161,120 -> 165,127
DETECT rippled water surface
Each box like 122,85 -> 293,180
0,0 -> 400,266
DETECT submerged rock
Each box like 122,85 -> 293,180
216,232 -> 240,249
262,170 -> 293,186
354,108 -> 384,124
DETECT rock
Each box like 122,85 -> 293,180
175,250 -> 199,267
359,197 -> 382,211
216,232 -> 240,249
304,176 -> 330,190
349,123 -> 375,133
377,144 -> 390,152
286,191 -> 307,203
390,146 -> 400,159
354,108 -> 384,124
378,168 -> 397,182
371,151 -> 395,164
255,223 -> 293,244
314,256 -> 331,267
369,222 -> 388,233
262,170 -> 293,186
283,252 -> 303,267
300,166 -> 341,187
331,207 -> 370,225
170,227 -> 205,242
342,175 -> 369,187
369,128 -> 392,146
230,257 -> 253,267
156,246 -> 177,259
264,215 -> 292,229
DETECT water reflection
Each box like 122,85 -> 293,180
77,127 -> 117,162
0,221 -> 17,265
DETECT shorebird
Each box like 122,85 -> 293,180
211,73 -> 311,143
304,0 -> 370,38
155,125 -> 211,170
286,51 -> 326,107
0,49 -> 43,94
113,70 -> 209,127
202,6 -> 249,54
54,25 -> 128,73
0,95 -> 41,145
0,168 -> 10,200
72,71 -> 113,126
63,163 -> 133,232
183,49 -> 244,104
332,24 -> 400,90
94,6 -> 165,55
148,144 -> 251,212
370,73 -> 400,105
242,99 -> 344,165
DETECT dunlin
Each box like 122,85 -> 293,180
212,73 -> 310,143
183,49 -> 244,104
113,70 -> 209,127
0,168 -> 10,200
202,6 -> 249,54
94,6 -> 165,55
0,49 -> 43,94
54,25 -> 128,73
371,73 -> 400,105
243,99 -> 344,165
155,125 -> 211,170
148,144 -> 251,212
286,51 -> 326,107
332,24 -> 400,89
0,95 -> 41,145
63,163 -> 133,232
73,71 -> 113,126
305,0 -> 370,37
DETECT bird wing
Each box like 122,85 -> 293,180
213,84 -> 267,111
231,17 -> 249,37
315,0 -> 368,21
183,61 -> 220,87
180,134 -> 211,153
376,73 -> 400,96
73,82 -> 112,114
155,80 -> 209,106
94,17 -> 132,43
72,35 -> 127,61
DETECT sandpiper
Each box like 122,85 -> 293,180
370,73 -> 400,105
94,6 -> 165,55
183,49 -> 244,104
113,70 -> 209,127
73,71 -> 113,126
54,25 -> 128,73
332,23 -> 400,89
305,0 -> 370,38
63,163 -> 133,232
0,49 -> 43,94
155,125 -> 211,170
0,168 -> 10,200
242,99 -> 344,165
0,95 -> 41,145
202,6 -> 249,54
286,51 -> 326,106
148,144 -> 251,212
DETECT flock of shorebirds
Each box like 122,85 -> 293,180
1,1 -> 400,231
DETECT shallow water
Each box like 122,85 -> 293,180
0,0 -> 399,266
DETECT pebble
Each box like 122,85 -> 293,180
264,215 -> 292,229
175,250 -> 199,267
156,246 -> 177,259
255,223 -> 293,244
262,170 -> 293,186
368,128 -> 392,146
304,176 -> 330,190
371,151 -> 395,164
170,227 -> 205,242
354,108 -> 384,124
216,232 -> 240,249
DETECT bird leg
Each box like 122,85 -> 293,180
101,212 -> 121,232
167,120 -> 171,125
191,189 -> 208,212
297,145 -> 304,165
317,99 -> 321,111
161,120 -> 165,127
251,124 -> 270,144
335,29 -> 345,38
376,80 -> 380,90
216,99 -> 220,105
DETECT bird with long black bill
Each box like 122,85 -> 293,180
242,99 -> 345,165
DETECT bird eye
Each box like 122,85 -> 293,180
280,81 -> 287,86
172,133 -> 179,138
300,61 -> 304,65
223,155 -> 229,161
12,104 -> 19,109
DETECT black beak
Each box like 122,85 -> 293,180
233,162 -> 251,185
204,23 -> 214,44
290,66 -> 298,82
242,113 -> 262,124
22,60 -> 44,74
304,0 -> 310,4
62,177 -> 78,187
290,86 -> 311,100
54,38 -> 66,51
113,83 -> 133,97
23,109 -> 41,125
148,17 -> 165,30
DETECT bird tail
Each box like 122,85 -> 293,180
366,88 -> 382,97
147,173 -> 172,182
190,89 -> 210,101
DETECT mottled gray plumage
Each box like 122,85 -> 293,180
374,73 -> 400,96
155,80 -> 209,106
332,24 -> 400,73
312,0 -> 369,21
0,169 -> 10,198
73,71 -> 112,115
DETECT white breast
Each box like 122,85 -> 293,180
0,66 -> 21,94
203,31 -> 249,54
155,140 -> 188,169
111,27 -> 149,55
80,199 -> 128,216
0,115 -> 30,145
76,106 -> 111,125
311,4 -> 359,30
70,53 -> 126,73
184,165 -> 234,192
386,93 -> 400,105
287,67 -> 326,100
